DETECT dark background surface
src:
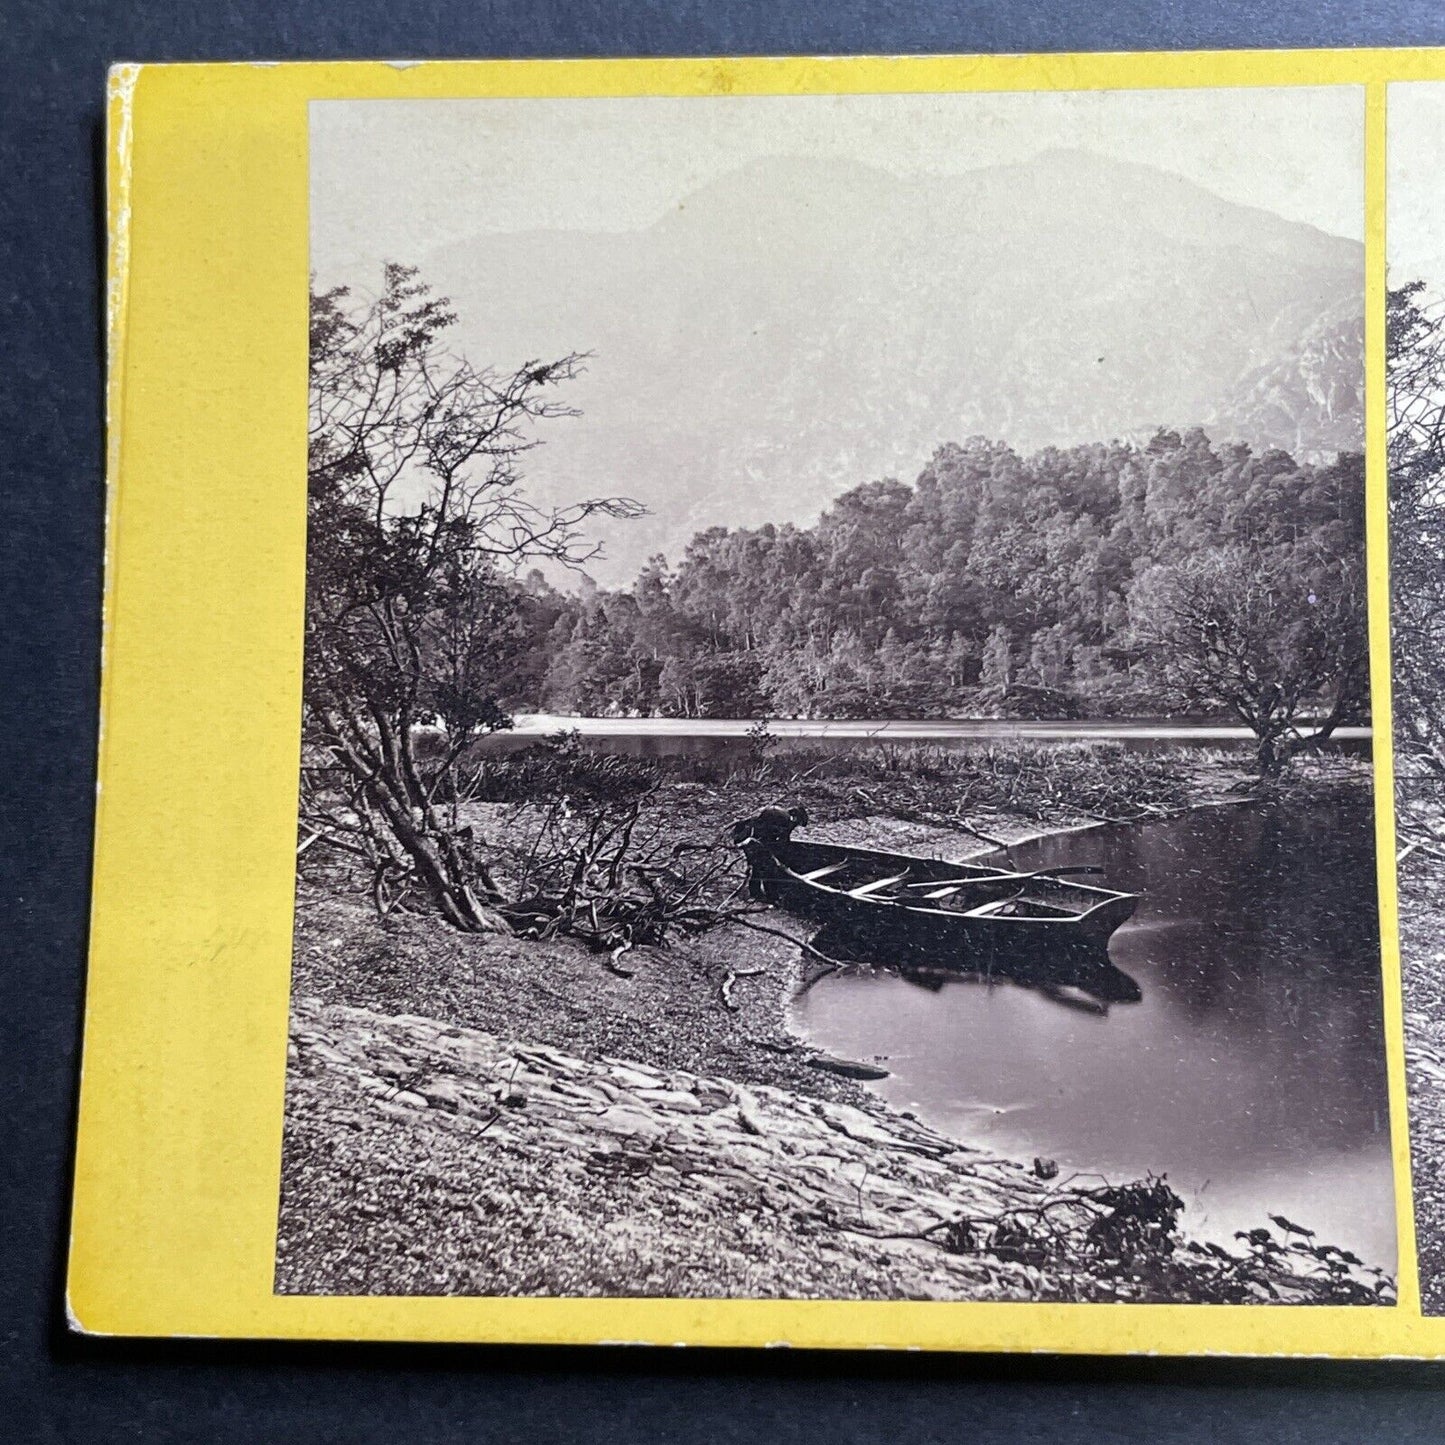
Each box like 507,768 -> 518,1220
8,2 -> 1445,1439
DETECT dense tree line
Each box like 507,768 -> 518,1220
511,431 -> 1366,725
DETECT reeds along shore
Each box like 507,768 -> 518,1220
459,730 -> 1367,808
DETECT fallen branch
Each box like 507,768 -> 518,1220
950,815 -> 1015,854
719,965 -> 766,1011
727,916 -> 850,971
602,938 -> 636,978
806,1053 -> 891,1082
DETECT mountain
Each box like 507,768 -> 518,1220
419,148 -> 1363,585
1206,305 -> 1363,459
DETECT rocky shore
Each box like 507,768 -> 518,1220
277,994 -> 1386,1303
279,996 -> 1069,1299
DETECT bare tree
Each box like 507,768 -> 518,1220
1388,282 -> 1445,778
1130,543 -> 1367,776
301,264 -> 641,929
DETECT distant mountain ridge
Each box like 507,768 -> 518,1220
1205,303 -> 1363,459
419,148 -> 1363,584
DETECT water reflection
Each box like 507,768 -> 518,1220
808,923 -> 1144,1009
479,720 -> 1371,763
790,797 -> 1397,1268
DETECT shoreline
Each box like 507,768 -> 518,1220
277,751 -> 1390,1302
498,713 -> 1374,743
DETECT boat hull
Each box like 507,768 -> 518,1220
738,829 -> 1138,977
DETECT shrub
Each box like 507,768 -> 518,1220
465,731 -> 658,805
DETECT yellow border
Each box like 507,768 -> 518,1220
65,50 -> 1445,1354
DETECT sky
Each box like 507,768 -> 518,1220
1389,82 -> 1445,294
311,86 -> 1365,283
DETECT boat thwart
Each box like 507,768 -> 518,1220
732,806 -> 1139,969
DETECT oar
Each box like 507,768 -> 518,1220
902,864 -> 1105,891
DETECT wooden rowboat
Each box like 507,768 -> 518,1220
732,806 -> 1139,971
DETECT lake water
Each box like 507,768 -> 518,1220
496,714 -> 1371,761
790,797 -> 1398,1270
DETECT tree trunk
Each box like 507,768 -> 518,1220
1255,732 -> 1286,777
322,711 -> 513,933
364,766 -> 512,933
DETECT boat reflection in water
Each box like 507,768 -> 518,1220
802,922 -> 1144,1014
734,805 -> 1143,1009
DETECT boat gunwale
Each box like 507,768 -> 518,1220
758,840 -> 1139,928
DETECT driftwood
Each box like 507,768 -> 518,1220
727,917 -> 849,971
805,1053 -> 891,1081
719,966 -> 766,1011
953,815 -> 1015,852
830,1176 -> 1393,1305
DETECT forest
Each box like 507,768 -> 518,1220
501,431 -> 1367,724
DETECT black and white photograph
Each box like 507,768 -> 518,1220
276,86 -> 1396,1305
1388,79 -> 1445,1316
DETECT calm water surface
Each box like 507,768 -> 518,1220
495,714 -> 1370,760
790,799 -> 1397,1269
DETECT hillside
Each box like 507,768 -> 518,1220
421,148 -> 1362,583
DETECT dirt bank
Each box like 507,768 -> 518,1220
289,890 -> 866,1110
